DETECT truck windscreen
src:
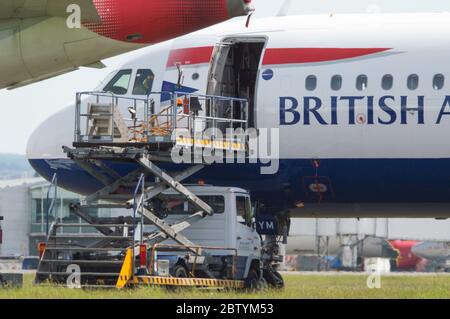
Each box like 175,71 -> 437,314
165,196 -> 225,215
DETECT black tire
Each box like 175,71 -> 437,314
174,264 -> 189,278
263,269 -> 285,289
245,269 -> 260,290
272,271 -> 284,289
164,264 -> 189,291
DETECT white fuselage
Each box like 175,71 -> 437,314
26,13 -> 450,218
412,242 -> 450,261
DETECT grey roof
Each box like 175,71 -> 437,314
0,177 -> 46,190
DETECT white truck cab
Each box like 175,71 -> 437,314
147,185 -> 263,283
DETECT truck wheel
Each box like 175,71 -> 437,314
164,265 -> 189,291
245,269 -> 263,291
174,265 -> 189,278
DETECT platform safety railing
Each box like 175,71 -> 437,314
74,91 -> 162,144
74,91 -> 249,151
170,92 -> 249,151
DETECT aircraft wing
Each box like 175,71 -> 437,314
0,0 -> 100,22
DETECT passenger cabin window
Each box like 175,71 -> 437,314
236,196 -> 252,226
382,74 -> 393,90
407,74 -> 419,90
433,74 -> 445,90
305,75 -> 317,91
356,75 -> 368,91
331,75 -> 342,91
133,69 -> 155,95
103,69 -> 132,95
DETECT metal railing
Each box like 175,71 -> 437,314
169,92 -> 249,150
75,91 -> 160,144
74,91 -> 249,150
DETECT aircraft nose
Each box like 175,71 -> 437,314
26,105 -> 74,179
227,0 -> 254,17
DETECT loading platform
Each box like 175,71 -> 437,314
35,91 -> 254,289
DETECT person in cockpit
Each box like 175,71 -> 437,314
133,70 -> 155,95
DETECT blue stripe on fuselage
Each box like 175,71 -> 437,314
28,158 -> 450,204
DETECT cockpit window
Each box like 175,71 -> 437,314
103,69 -> 132,95
133,69 -> 155,95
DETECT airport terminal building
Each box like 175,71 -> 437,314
0,178 -> 119,256
0,178 -> 44,256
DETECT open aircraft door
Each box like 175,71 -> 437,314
207,38 -> 267,128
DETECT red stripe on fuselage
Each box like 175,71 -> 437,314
166,46 -> 214,67
262,48 -> 391,65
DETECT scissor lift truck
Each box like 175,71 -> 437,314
115,185 -> 286,290
35,91 -> 288,289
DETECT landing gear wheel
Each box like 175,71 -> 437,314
263,269 -> 285,289
259,276 -> 269,290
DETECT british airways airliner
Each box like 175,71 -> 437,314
27,13 -> 450,218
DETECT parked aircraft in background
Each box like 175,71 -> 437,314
286,235 -> 425,271
389,240 -> 423,271
0,0 -> 252,89
412,241 -> 450,271
287,236 -> 398,265
27,12 -> 450,219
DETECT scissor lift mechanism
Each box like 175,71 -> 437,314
36,91 -> 251,288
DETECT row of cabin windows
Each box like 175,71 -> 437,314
305,74 -> 446,91
102,69 -> 446,94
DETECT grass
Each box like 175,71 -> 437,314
0,273 -> 450,299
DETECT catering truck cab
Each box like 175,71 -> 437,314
148,186 -> 266,288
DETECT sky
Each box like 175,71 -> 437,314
2,0 -> 450,154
